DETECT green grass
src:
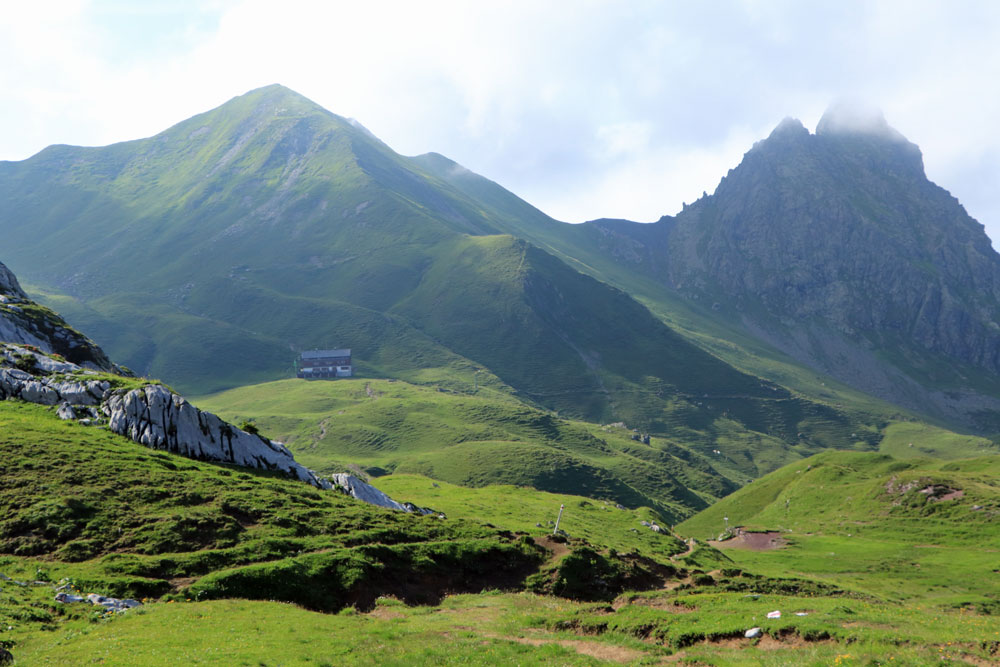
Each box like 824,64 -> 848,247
879,421 -> 999,459
374,474 -> 686,559
197,377 -> 926,522
548,585 -> 1000,664
8,593 -> 617,666
677,450 -> 1000,608
9,586 -> 1000,665
196,377 -> 745,520
3,399 -> 999,664
0,396 -> 706,660
0,399 -> 544,615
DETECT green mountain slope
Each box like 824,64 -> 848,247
0,400 -> 544,606
0,85 -> 884,476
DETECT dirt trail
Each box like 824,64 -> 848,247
671,538 -> 698,560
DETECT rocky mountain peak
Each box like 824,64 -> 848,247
644,108 -> 1000,429
0,261 -> 27,299
813,100 -> 924,173
768,116 -> 809,140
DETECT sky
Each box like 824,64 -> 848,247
3,0 -> 1000,242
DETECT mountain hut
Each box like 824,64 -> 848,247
297,349 -> 352,379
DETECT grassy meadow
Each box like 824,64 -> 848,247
2,396 -> 1000,664
196,377 -> 736,521
196,377 -> 906,524
8,572 -> 1000,665
678,451 -> 1000,609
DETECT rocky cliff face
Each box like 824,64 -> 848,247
0,259 -> 113,370
580,106 -> 1000,429
666,110 -> 1000,373
0,343 -> 428,507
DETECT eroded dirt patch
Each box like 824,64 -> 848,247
368,606 -> 405,620
710,530 -> 787,551
534,535 -> 571,560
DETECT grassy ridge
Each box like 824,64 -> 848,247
198,377 -> 911,519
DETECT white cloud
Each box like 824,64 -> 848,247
2,0 -> 1000,242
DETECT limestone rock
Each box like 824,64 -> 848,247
0,345 -> 336,491
330,473 -> 413,512
0,262 -> 26,299
102,384 -> 332,489
57,402 -> 76,420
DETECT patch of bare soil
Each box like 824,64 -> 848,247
939,643 -> 1000,667
710,530 -> 786,551
917,484 -> 965,501
534,535 -> 571,560
168,576 -> 197,591
368,607 -> 405,620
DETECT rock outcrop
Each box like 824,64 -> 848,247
0,259 -> 113,370
0,262 -> 27,299
0,259 -> 422,511
329,473 -> 433,513
104,383 -> 331,489
0,347 -> 109,406
0,343 -> 330,489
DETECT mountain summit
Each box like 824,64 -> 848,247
576,109 -> 1000,430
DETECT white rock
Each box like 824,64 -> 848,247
745,627 -> 762,638
330,473 -> 411,511
20,381 -> 59,405
104,385 -> 331,489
